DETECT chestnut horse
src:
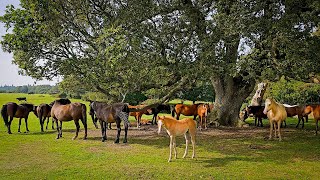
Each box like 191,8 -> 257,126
129,104 -> 152,128
51,99 -> 87,140
283,104 -> 310,128
263,98 -> 287,141
304,104 -> 320,134
1,102 -> 34,134
34,103 -> 54,132
197,104 -> 209,130
157,116 -> 196,162
172,103 -> 202,120
90,101 -> 130,143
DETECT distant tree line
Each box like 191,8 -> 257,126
0,85 -> 59,94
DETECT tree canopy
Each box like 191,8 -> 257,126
1,0 -> 320,125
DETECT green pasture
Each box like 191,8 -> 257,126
0,93 -> 320,179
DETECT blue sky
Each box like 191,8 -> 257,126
0,0 -> 58,86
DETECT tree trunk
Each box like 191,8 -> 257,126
208,75 -> 255,126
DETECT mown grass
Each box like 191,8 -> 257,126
0,93 -> 319,179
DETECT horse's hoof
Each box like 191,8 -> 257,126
83,137 -> 87,140
114,140 -> 119,144
168,159 -> 171,162
72,137 -> 77,140
123,140 -> 127,143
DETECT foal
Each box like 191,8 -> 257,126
197,104 -> 209,130
263,98 -> 287,141
157,116 -> 196,162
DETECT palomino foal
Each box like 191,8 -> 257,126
263,98 -> 287,141
157,116 -> 196,162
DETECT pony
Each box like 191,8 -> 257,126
240,105 -> 267,127
129,104 -> 152,128
51,99 -> 87,140
90,101 -> 130,143
150,104 -> 172,125
34,103 -> 54,132
304,104 -> 320,134
157,116 -> 196,162
89,101 -> 112,129
197,104 -> 209,130
263,98 -> 287,141
1,102 -> 34,134
171,103 -> 202,120
283,104 -> 309,128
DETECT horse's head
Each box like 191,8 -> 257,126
263,98 -> 273,114
33,105 -> 38,117
54,98 -> 71,105
239,106 -> 250,121
20,103 -> 34,113
157,116 -> 164,135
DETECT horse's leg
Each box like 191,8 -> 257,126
114,119 -> 121,143
183,133 -> 189,158
254,116 -> 257,126
204,116 -> 207,130
73,120 -> 80,140
259,117 -> 263,127
100,120 -> 106,142
176,113 -> 180,120
190,132 -> 196,159
51,118 -> 55,130
18,118 -> 22,133
277,121 -> 282,141
274,122 -> 277,138
7,116 -> 13,134
296,116 -> 301,128
173,136 -> 177,159
54,118 -> 60,139
302,116 -> 305,129
25,117 -> 29,132
269,120 -> 273,140
108,123 -> 112,130
168,135 -> 173,162
59,121 -> 63,138
123,121 -> 128,143
45,117 -> 49,130
80,118 -> 87,140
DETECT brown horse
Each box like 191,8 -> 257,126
197,104 -> 209,130
129,104 -> 153,128
172,103 -> 202,120
1,102 -> 34,134
34,103 -> 54,132
263,98 -> 287,141
304,104 -> 320,134
157,116 -> 196,162
90,101 -> 130,143
51,99 -> 87,140
283,104 -> 310,128
240,105 -> 268,127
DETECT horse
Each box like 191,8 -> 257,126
34,103 -> 54,132
263,98 -> 287,141
90,101 -> 130,143
89,101 -> 112,129
171,103 -> 202,120
197,104 -> 209,130
16,97 -> 27,101
304,104 -> 320,134
240,105 -> 268,127
129,104 -> 152,128
251,82 -> 267,106
157,116 -> 196,162
283,104 -> 309,128
51,99 -> 87,140
1,102 -> 34,134
150,104 -> 172,125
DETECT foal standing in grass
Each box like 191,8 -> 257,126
263,98 -> 287,141
157,116 -> 196,162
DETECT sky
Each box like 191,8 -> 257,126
0,0 -> 58,86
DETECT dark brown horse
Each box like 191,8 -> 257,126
89,101 -> 112,129
90,101 -> 130,143
34,103 -> 54,132
51,99 -> 87,140
1,102 -> 34,134
240,106 -> 268,127
150,104 -> 172,125
172,103 -> 203,120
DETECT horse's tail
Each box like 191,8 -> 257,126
81,103 -> 87,124
122,104 -> 130,126
171,104 -> 176,117
38,106 -> 43,121
1,104 -> 9,126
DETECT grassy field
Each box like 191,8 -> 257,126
0,93 -> 320,179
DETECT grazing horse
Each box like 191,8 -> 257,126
1,102 -> 34,134
150,104 -> 172,125
197,104 -> 209,130
157,116 -> 196,162
34,103 -> 54,132
283,104 -> 309,128
240,105 -> 268,127
172,103 -> 202,120
263,98 -> 287,141
304,104 -> 320,135
90,101 -> 130,143
51,99 -> 87,140
129,104 -> 152,128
